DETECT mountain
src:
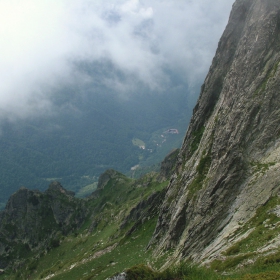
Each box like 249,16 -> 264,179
0,182 -> 87,269
150,0 -> 280,266
0,151 -> 176,279
0,82 -> 194,209
2,0 -> 280,279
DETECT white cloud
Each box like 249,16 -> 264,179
0,0 -> 234,120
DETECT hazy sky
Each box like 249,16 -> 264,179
0,0 -> 235,120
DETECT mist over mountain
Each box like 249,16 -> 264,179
0,78 -> 192,207
7,0 -> 280,279
0,1 -> 234,207
0,0 -> 233,120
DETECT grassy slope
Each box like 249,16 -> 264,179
0,172 -> 167,280
2,172 -> 280,279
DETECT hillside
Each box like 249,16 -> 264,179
0,87 -> 192,209
0,150 -> 178,279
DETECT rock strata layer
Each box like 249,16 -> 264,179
150,0 -> 280,263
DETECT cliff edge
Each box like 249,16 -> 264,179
150,0 -> 280,265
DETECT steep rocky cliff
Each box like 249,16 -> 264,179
4,1 -> 280,278
150,0 -> 280,264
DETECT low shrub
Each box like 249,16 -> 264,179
125,263 -> 219,280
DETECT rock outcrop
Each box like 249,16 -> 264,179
157,149 -> 179,182
150,0 -> 280,263
0,182 -> 88,269
97,169 -> 120,190
107,272 -> 127,280
120,190 -> 165,234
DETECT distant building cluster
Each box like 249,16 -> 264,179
165,129 -> 179,134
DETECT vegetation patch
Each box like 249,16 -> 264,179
231,197 -> 280,255
224,243 -> 241,256
261,251 -> 280,266
254,61 -> 279,96
209,197 -> 280,276
211,254 -> 254,272
239,271 -> 280,280
250,162 -> 276,174
188,150 -> 211,199
124,262 -> 219,280
190,126 -> 205,154
196,151 -> 211,175
132,138 -> 146,148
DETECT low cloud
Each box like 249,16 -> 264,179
0,0 -> 234,120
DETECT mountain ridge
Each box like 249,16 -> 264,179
0,148 -> 178,276
150,0 -> 280,264
3,0 -> 280,279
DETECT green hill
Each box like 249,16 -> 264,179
2,163 -> 280,280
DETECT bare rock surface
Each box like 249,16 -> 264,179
106,272 -> 127,280
150,0 -> 280,263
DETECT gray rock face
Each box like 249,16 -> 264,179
157,149 -> 179,182
121,190 -> 165,235
107,272 -> 127,280
150,0 -> 280,262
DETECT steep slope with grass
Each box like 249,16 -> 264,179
0,149 -> 179,279
150,0 -> 280,268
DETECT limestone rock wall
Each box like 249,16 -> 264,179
150,0 -> 280,263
